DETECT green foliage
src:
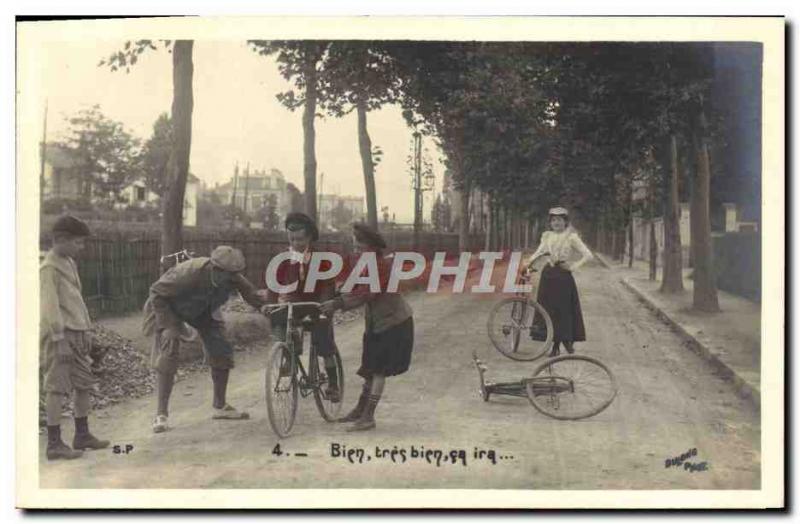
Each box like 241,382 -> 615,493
140,113 -> 172,196
57,105 -> 142,202
98,40 -> 168,73
318,42 -> 402,116
383,42 -> 722,229
247,41 -> 329,111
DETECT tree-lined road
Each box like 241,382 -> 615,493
40,260 -> 759,489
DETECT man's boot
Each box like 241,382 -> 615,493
72,416 -> 110,451
564,341 -> 575,354
346,394 -> 380,432
46,425 -> 83,460
325,365 -> 341,403
337,383 -> 369,423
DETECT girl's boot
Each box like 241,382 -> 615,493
337,381 -> 370,423
347,394 -> 380,432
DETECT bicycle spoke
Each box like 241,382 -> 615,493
527,356 -> 617,419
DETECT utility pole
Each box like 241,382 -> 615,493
412,131 -> 422,251
243,162 -> 250,220
318,171 -> 324,228
39,99 -> 48,199
230,162 -> 239,228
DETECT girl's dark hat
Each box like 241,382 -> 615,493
352,222 -> 387,249
52,215 -> 91,237
284,212 -> 319,241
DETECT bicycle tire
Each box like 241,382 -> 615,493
265,341 -> 299,438
311,348 -> 345,422
487,297 -> 553,361
525,355 -> 617,420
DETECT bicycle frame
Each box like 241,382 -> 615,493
265,301 -> 327,396
473,355 -> 574,400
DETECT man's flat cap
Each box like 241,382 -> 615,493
52,215 -> 91,237
210,245 -> 246,272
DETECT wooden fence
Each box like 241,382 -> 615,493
40,225 -> 483,318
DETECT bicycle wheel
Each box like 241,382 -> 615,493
310,347 -> 344,421
265,341 -> 299,438
525,355 -> 617,420
487,297 -> 553,361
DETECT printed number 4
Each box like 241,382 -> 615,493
272,444 -> 283,457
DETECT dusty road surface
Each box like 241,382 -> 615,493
40,260 -> 760,489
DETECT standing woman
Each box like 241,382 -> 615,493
320,223 -> 414,432
525,207 -> 594,356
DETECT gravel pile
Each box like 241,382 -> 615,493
39,298 -> 364,427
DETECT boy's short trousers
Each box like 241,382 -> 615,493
150,322 -> 234,374
270,305 -> 337,357
42,329 -> 99,394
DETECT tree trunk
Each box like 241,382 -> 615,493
302,48 -> 318,221
160,40 -> 193,272
628,190 -> 634,268
356,96 -> 378,230
484,194 -> 493,251
649,218 -> 657,281
608,228 -> 617,260
661,134 -> 684,293
648,174 -> 658,281
690,104 -> 720,311
491,197 -> 499,251
458,178 -> 471,252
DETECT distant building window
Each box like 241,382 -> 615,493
135,186 -> 146,202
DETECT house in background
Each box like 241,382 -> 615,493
41,143 -> 85,200
118,179 -> 159,207
319,194 -> 365,231
216,167 -> 290,221
42,141 -> 200,227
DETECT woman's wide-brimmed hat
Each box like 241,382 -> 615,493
548,206 -> 569,217
352,222 -> 387,250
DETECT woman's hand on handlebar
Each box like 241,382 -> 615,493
319,300 -> 338,317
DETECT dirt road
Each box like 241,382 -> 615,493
39,260 -> 760,489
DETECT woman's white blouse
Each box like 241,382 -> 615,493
525,229 -> 594,271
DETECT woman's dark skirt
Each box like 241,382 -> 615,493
536,264 -> 586,342
358,317 -> 414,379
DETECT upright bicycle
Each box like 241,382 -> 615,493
261,302 -> 344,438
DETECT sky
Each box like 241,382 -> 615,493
30,39 -> 445,223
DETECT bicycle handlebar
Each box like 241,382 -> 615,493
260,301 -> 327,321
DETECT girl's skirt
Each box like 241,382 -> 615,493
535,264 -> 586,342
358,317 -> 414,378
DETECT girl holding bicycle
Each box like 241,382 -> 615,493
320,223 -> 414,432
525,207 -> 593,357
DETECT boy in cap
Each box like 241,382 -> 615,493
143,245 -> 265,433
268,212 -> 341,402
40,215 -> 109,460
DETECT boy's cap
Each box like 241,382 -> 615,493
285,212 -> 319,241
548,207 -> 569,217
352,222 -> 387,249
52,215 -> 91,237
210,245 -> 246,272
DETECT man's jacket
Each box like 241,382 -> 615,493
142,257 -> 263,335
